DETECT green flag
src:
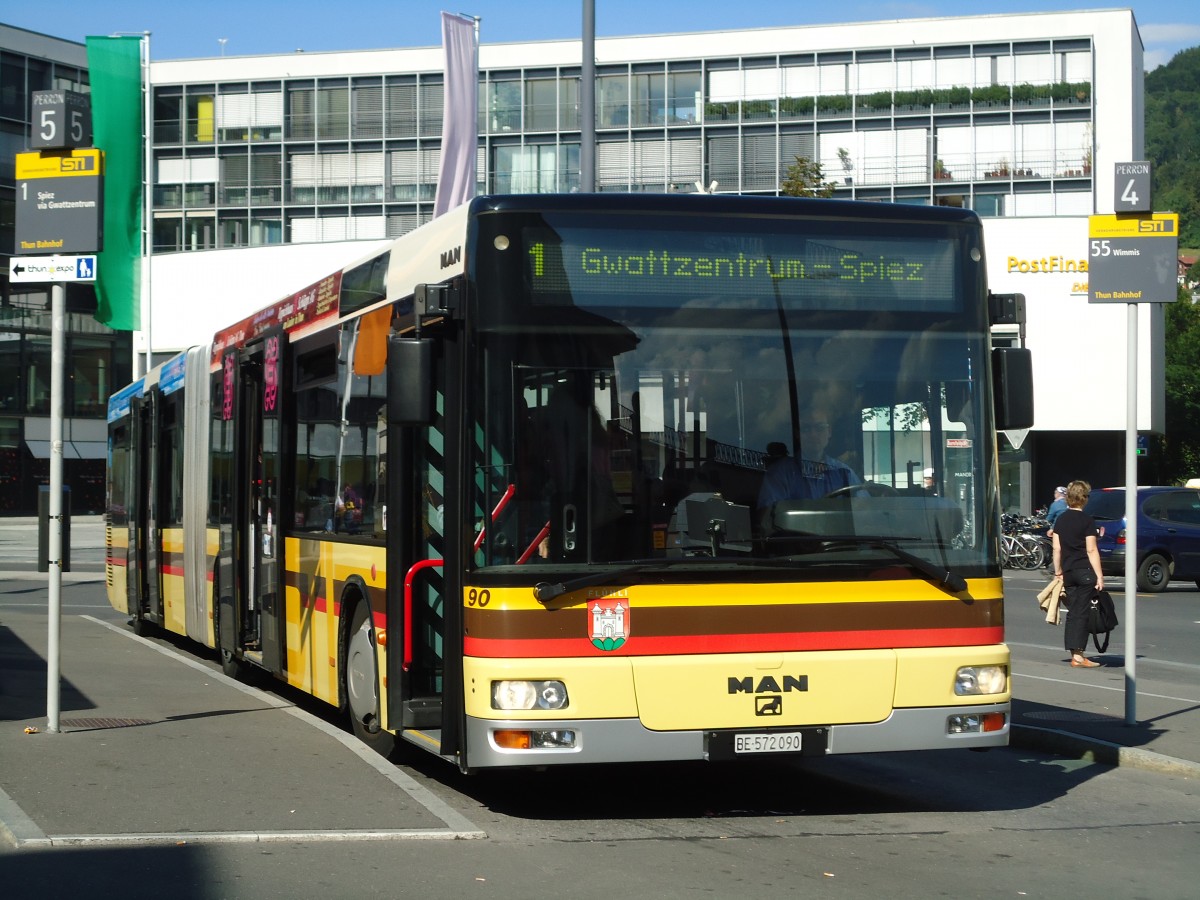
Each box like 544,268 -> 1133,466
86,35 -> 143,331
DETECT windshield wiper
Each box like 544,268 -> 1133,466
533,563 -> 661,603
532,555 -> 760,603
767,534 -> 967,594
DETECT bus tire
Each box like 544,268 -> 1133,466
213,572 -> 244,680
130,614 -> 154,637
344,598 -> 398,759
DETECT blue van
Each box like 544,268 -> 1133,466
1084,487 -> 1200,591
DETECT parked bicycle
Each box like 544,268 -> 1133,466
1000,513 -> 1051,569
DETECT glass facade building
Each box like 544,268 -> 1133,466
0,25 -> 133,515
147,29 -> 1101,255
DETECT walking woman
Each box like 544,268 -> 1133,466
1051,480 -> 1105,667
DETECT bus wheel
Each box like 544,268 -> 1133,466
213,576 -> 243,680
345,600 -> 398,759
130,614 -> 154,637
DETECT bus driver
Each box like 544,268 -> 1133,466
757,407 -> 862,507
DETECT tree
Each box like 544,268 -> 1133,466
780,155 -> 836,198
1157,285 -> 1200,483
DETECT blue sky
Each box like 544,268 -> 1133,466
5,2 -> 1199,70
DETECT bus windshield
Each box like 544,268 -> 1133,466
468,208 -> 996,581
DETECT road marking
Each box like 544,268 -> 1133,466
1015,672 -> 1199,705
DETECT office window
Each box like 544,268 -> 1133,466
934,56 -> 972,90
782,65 -> 817,98
351,152 -> 384,202
1055,120 -> 1091,175
220,210 -> 247,247
1061,50 -> 1092,82
597,141 -> 630,190
388,148 -> 438,201
249,89 -> 283,140
419,80 -> 443,135
743,67 -> 779,101
975,123 -> 1014,178
525,78 -> 557,131
667,71 -> 700,124
487,80 -> 520,133
1014,121 -> 1052,175
250,214 -> 283,246
558,76 -> 581,131
494,144 -> 563,193
707,69 -> 740,104
352,80 -> 383,139
856,60 -> 894,93
317,82 -> 349,140
631,138 -> 666,191
25,337 -> 51,415
668,137 -> 701,190
250,151 -> 282,205
896,128 -> 928,184
187,88 -> 216,143
217,90 -> 252,141
68,338 -> 113,420
153,215 -> 182,253
219,149 -> 249,205
386,80 -> 417,137
154,88 -> 183,143
706,133 -> 739,191
896,58 -> 933,91
597,74 -> 629,128
0,339 -> 21,413
184,214 -> 216,250
287,83 -> 314,140
818,61 -> 848,95
0,52 -> 24,120
1014,51 -> 1055,85
631,72 -> 666,127
780,132 -> 816,172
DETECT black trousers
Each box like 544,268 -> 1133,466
1063,567 -> 1097,653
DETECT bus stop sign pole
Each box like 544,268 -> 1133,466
1088,181 -> 1179,726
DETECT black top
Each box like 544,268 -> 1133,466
1055,508 -> 1097,573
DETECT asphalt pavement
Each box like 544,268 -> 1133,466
1,517 -> 1196,850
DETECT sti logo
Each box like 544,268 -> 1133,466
60,156 -> 96,173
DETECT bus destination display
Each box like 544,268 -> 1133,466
524,225 -> 960,312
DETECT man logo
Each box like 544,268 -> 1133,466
727,675 -> 808,694
439,246 -> 462,269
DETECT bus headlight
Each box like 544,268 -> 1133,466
954,665 -> 1007,696
491,680 -> 569,710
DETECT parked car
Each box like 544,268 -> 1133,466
1084,486 -> 1200,591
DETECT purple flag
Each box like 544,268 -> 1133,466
434,12 -> 479,217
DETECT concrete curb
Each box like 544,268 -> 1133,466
1011,724 -> 1200,779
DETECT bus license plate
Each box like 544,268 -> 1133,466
734,732 -> 804,754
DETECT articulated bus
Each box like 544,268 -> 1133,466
106,194 -> 1033,772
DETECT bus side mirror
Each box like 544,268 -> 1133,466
387,336 -> 433,425
992,347 -> 1034,430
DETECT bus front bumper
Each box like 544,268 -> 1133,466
464,702 -> 1009,768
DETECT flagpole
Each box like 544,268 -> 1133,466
141,31 -> 152,377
